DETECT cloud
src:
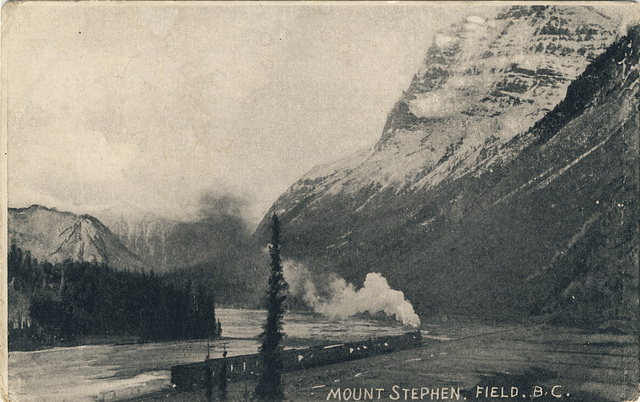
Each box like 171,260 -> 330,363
5,4 -> 491,223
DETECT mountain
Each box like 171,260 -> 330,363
100,209 -> 267,306
259,6 -> 638,327
271,6 -> 620,207
102,206 -> 255,273
8,205 -> 147,271
104,213 -> 179,271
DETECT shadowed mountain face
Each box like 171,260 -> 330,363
258,7 -> 639,327
8,205 -> 147,271
99,197 -> 267,306
101,194 -> 260,278
104,211 -> 254,273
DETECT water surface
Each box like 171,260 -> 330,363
9,308 -> 411,401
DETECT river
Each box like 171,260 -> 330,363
8,308 -> 412,401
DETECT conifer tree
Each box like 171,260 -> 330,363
255,213 -> 288,400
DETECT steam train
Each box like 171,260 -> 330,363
171,331 -> 422,391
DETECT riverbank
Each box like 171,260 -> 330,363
132,324 -> 637,402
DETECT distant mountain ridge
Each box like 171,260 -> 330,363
102,206 -> 255,273
8,205 -> 147,271
104,213 -> 178,271
258,6 -> 639,326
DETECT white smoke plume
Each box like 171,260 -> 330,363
283,260 -> 421,327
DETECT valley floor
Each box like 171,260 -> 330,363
130,323 -> 638,402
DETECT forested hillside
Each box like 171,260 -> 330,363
8,244 -> 221,350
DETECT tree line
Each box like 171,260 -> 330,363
8,244 -> 221,350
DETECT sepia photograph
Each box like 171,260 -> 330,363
2,2 -> 639,401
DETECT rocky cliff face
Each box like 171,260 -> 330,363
8,205 -> 147,271
105,214 -> 177,271
271,6 -> 620,213
259,6 -> 638,327
103,209 -> 255,273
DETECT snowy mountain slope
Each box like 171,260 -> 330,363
102,207 -> 255,273
269,6 -> 622,219
258,7 -> 639,325
8,205 -> 147,271
105,213 -> 178,271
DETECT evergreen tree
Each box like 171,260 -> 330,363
9,246 -> 222,348
8,244 -> 23,290
255,213 -> 288,400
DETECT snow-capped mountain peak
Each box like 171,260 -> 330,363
271,6 -> 621,219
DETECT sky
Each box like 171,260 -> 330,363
4,3 -> 501,225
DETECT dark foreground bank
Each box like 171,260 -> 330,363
128,324 -> 637,402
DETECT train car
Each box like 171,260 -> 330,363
171,331 -> 422,391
